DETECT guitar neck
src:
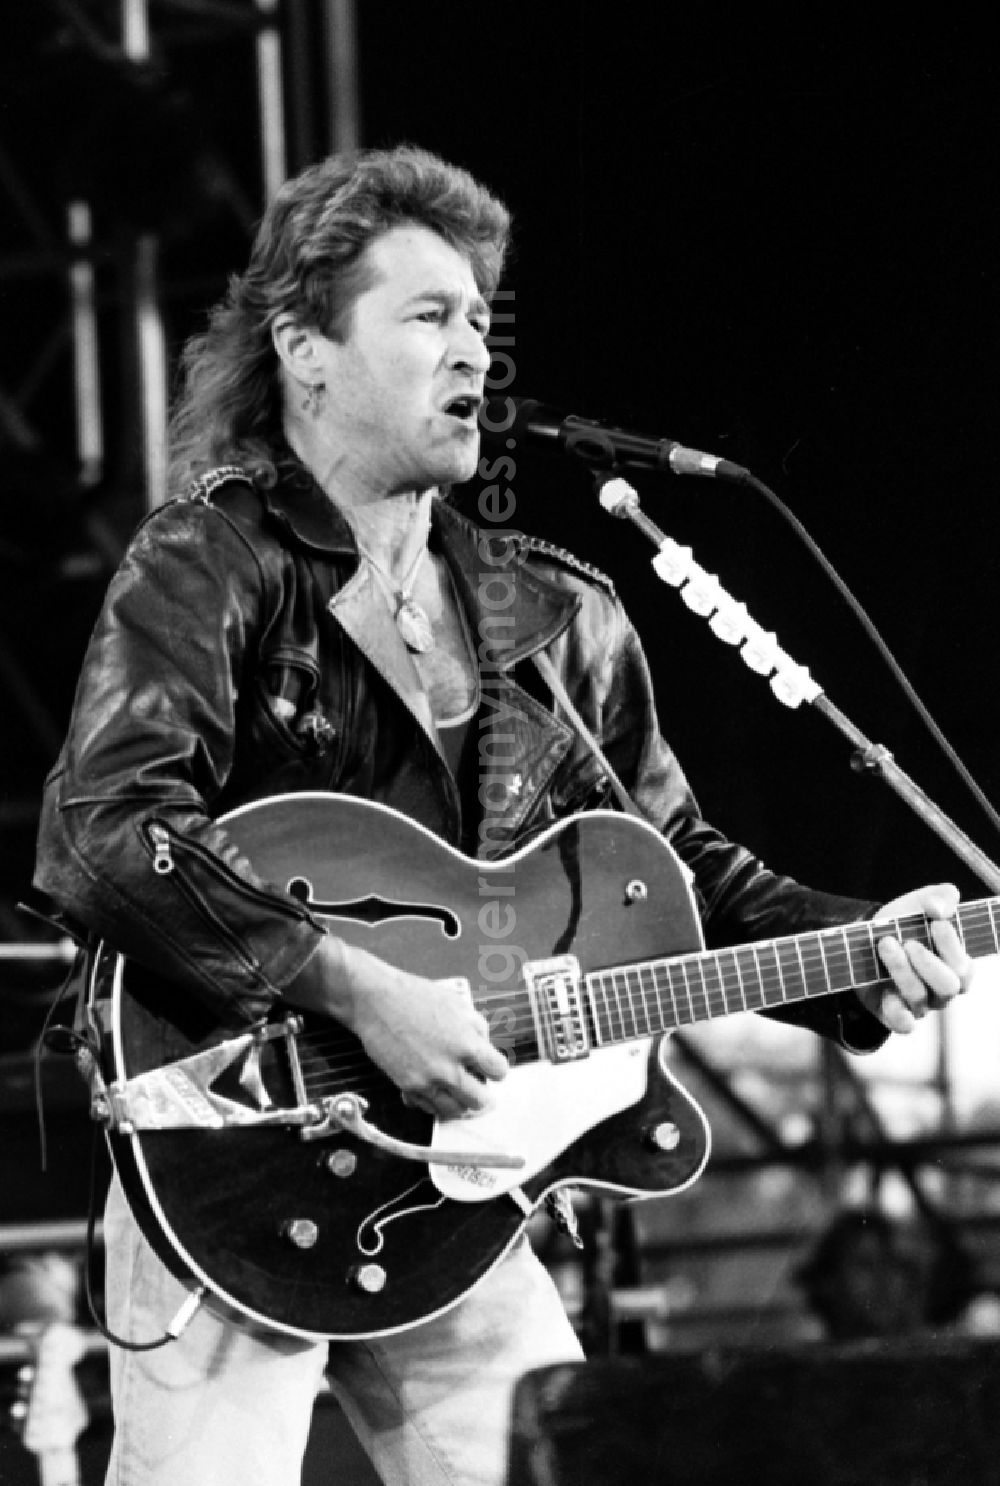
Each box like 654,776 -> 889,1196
585,898 -> 1000,1044
37,1448 -> 81,1486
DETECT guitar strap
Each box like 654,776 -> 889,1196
531,650 -> 644,821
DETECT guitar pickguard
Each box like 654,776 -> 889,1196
431,1040 -> 653,1200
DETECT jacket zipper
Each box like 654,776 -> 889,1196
143,820 -> 314,978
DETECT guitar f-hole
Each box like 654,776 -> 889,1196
285,877 -> 460,937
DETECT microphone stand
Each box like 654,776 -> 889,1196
597,475 -> 1000,894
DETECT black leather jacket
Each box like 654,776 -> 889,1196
33,466 -> 885,1048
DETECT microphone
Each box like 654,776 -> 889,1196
478,397 -> 751,483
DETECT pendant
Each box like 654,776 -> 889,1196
395,596 -> 435,653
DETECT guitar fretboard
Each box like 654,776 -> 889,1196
585,900 -> 1000,1045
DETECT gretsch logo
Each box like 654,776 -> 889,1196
446,1165 -> 499,1189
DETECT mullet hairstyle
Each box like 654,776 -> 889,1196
167,144 -> 511,491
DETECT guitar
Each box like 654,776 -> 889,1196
85,792 -> 998,1341
11,1322 -> 88,1486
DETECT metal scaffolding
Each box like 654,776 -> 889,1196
0,0 -> 360,924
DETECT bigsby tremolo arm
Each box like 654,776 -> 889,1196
301,1091 -> 524,1170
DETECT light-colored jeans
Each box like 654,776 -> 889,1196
103,1173 -> 583,1486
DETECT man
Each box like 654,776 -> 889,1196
33,145 -> 972,1486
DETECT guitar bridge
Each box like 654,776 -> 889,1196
523,955 -> 590,1063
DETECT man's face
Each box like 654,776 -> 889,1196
310,223 -> 491,496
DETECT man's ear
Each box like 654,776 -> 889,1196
271,315 -> 323,381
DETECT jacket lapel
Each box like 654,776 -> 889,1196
259,478 -> 586,849
327,563 -> 442,758
259,471 -> 446,757
434,503 -> 583,667
434,505 -> 581,852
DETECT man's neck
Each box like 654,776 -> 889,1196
345,490 -> 435,575
285,417 -> 435,575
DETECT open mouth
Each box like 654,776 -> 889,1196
442,394 -> 482,424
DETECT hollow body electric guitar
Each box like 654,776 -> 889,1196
85,793 -> 998,1340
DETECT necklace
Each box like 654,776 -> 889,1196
358,541 -> 435,653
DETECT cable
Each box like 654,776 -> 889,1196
741,469 -> 1000,842
31,951 -> 87,1173
81,1126 -> 181,1353
32,1001 -> 199,1352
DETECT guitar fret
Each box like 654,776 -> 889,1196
776,938 -> 807,1001
688,958 -> 708,1021
680,961 -> 698,1023
636,967 -> 654,1034
846,923 -> 880,985
621,968 -> 635,1040
599,973 -> 615,1040
613,970 -> 631,1037
735,947 -> 761,1010
819,927 -> 853,991
605,971 -> 627,1042
753,942 -> 785,1008
800,934 -> 827,998
608,971 -> 626,1041
625,967 -> 652,1036
702,955 -> 726,1019
640,968 -> 657,1034
688,957 -> 711,1020
621,970 -> 639,1035
663,962 -> 684,1025
643,962 -> 667,1031
748,945 -> 766,1004
662,962 -> 684,1028
603,968 -> 627,1040
717,948 -> 745,1013
794,936 -> 810,990
645,967 -> 661,1033
665,962 -> 687,1025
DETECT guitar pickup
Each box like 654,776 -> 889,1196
523,955 -> 590,1063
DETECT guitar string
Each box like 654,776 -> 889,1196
292,946 -> 901,1070
289,905 -> 992,1083
295,905 -> 975,1038
292,930 -> 899,1067
286,904 -> 990,1089
293,914 -> 908,1057
266,906 -> 997,1100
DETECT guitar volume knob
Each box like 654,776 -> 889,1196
646,1121 -> 681,1152
282,1218 -> 319,1249
350,1263 -> 387,1294
324,1149 -> 358,1179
